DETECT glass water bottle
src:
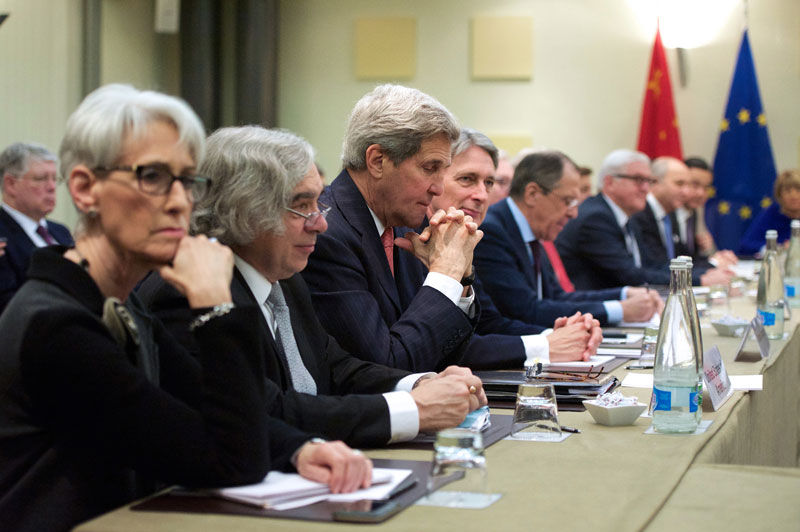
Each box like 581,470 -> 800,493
784,220 -> 800,308
678,256 -> 704,423
652,259 -> 700,433
756,230 -> 785,339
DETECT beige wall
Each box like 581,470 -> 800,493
0,0 -> 178,229
1,0 -> 798,230
0,0 -> 82,226
277,0 -> 800,186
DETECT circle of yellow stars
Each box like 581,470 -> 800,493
716,108 -> 770,220
716,197 -> 771,219
720,108 -> 767,131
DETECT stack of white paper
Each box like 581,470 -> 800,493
212,468 -> 411,511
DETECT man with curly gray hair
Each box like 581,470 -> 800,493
138,125 -> 487,447
303,84 -> 484,372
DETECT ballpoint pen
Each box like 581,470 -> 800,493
534,423 -> 581,434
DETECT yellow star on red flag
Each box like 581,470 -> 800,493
647,70 -> 662,99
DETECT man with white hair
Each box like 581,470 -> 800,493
303,84 -> 484,372
555,149 -> 666,289
0,142 -> 73,312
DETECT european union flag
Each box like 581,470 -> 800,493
705,30 -> 777,253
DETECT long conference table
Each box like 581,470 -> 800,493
76,294 -> 800,532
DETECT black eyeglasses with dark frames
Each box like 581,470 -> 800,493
614,173 -> 658,186
93,163 -> 211,201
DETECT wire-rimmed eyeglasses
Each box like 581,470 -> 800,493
285,201 -> 331,227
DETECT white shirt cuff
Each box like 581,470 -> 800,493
521,334 -> 550,365
603,300 -> 623,324
621,286 -> 629,299
383,391 -> 420,443
394,373 -> 434,392
424,271 -> 475,315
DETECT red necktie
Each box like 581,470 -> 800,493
36,224 -> 56,245
541,240 -> 575,293
381,227 -> 394,276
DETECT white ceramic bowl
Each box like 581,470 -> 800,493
711,319 -> 749,337
582,400 -> 647,426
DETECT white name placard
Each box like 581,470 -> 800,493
702,345 -> 733,410
734,315 -> 771,361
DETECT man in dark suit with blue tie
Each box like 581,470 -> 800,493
303,84 -> 485,372
631,156 -> 733,286
476,150 -> 659,328
0,142 -> 73,312
139,126 -> 485,447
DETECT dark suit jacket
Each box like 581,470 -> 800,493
457,274 -> 543,369
137,269 -> 412,447
475,200 -> 620,326
669,210 -> 713,271
555,194 -> 671,289
302,169 -> 480,372
632,202 -> 704,284
0,208 -> 73,312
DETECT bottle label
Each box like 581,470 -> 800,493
653,386 -> 698,412
758,309 -> 776,326
653,387 -> 671,411
786,284 -> 796,298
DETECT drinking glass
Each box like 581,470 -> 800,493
640,326 -> 659,358
510,383 -> 562,441
424,428 -> 489,508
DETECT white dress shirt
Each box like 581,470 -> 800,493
506,197 -> 625,328
646,193 -> 671,250
368,209 -> 476,315
234,255 -> 425,443
602,193 -> 642,268
1,203 -> 49,247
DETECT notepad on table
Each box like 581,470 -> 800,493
211,468 -> 410,510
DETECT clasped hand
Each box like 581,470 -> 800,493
395,207 -> 482,281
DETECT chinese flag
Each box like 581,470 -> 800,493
636,28 -> 683,159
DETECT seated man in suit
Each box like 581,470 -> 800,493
556,149 -> 680,289
0,142 -> 73,312
672,157 -> 737,267
138,126 -> 486,448
428,128 -> 602,365
476,149 -> 659,327
302,84 -> 484,372
631,156 -> 733,286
